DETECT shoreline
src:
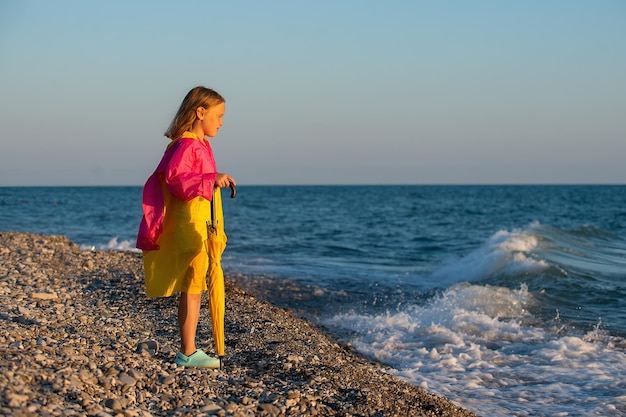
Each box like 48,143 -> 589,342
0,232 -> 478,416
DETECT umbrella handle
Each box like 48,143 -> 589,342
229,183 -> 237,198
219,356 -> 224,370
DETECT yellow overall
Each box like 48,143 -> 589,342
143,187 -> 226,299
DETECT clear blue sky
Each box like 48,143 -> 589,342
1,0 -> 624,186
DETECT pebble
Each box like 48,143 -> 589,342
32,291 -> 58,300
104,398 -> 123,412
118,373 -> 137,386
0,232 -> 477,417
201,402 -> 223,414
6,393 -> 29,407
259,403 -> 281,416
127,369 -> 143,380
158,375 -> 175,386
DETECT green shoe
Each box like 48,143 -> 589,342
174,349 -> 220,368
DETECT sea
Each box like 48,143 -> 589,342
1,185 -> 625,416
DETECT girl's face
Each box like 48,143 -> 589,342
197,102 -> 225,138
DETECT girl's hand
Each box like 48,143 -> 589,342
215,173 -> 236,188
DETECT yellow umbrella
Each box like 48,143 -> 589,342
206,184 -> 235,368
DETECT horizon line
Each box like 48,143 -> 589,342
2,183 -> 625,188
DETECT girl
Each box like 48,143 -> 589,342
137,86 -> 235,368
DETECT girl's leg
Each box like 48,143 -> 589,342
178,292 -> 202,356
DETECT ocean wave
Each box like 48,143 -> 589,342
80,237 -> 140,253
422,222 -> 626,335
532,222 -> 626,278
427,220 -> 626,288
427,223 -> 549,286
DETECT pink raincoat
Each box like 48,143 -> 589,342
137,133 -> 218,251
137,132 -> 223,297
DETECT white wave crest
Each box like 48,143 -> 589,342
429,225 -> 548,285
80,237 -> 140,252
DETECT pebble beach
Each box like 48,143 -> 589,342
0,232 -> 478,417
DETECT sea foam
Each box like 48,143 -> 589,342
326,281 -> 626,416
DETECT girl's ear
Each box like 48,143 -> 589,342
195,106 -> 205,120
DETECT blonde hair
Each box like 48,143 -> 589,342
164,86 -> 225,140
